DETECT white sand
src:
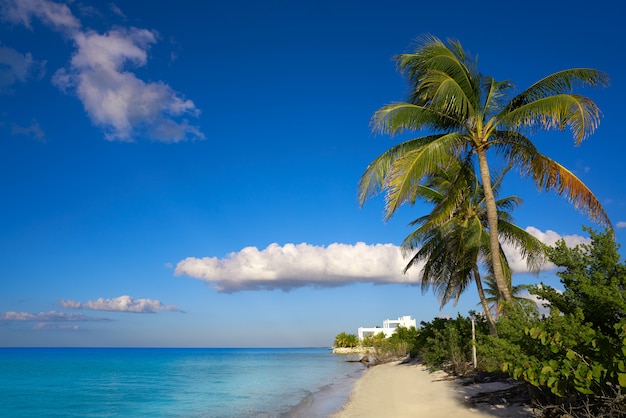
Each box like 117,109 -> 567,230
332,361 -> 534,418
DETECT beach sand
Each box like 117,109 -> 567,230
331,361 -> 534,418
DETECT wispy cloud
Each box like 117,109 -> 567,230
0,0 -> 203,142
175,228 -> 588,292
11,118 -> 45,140
33,323 -> 81,331
0,310 -> 109,322
0,45 -> 45,93
0,0 -> 80,34
59,295 -> 183,313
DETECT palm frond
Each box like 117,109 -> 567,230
357,135 -> 443,206
414,70 -> 476,118
497,220 -> 547,272
395,35 -> 481,113
382,133 -> 465,219
482,77 -> 515,119
493,132 -> 612,230
506,68 -> 609,111
495,195 -> 522,214
371,102 -> 461,135
498,94 -> 602,144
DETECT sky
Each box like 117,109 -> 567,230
0,0 -> 624,348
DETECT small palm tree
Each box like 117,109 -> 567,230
334,332 -> 358,348
481,275 -> 535,318
402,162 -> 545,334
359,35 -> 611,303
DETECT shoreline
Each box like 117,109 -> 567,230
331,360 -> 534,418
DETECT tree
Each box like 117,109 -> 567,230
481,275 -> 535,318
358,35 -> 611,303
401,162 -> 545,334
334,332 -> 358,348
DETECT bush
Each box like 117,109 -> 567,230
482,228 -> 626,417
414,314 -> 488,375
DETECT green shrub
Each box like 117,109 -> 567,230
482,228 -> 626,416
414,314 -> 488,375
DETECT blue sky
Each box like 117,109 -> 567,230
1,0 -> 624,347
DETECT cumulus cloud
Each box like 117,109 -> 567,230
175,242 -> 422,292
175,228 -> 590,293
523,226 -> 589,247
502,226 -> 589,273
0,0 -> 203,142
59,295 -> 183,313
616,221 -> 626,229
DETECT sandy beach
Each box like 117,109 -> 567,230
332,361 -> 534,418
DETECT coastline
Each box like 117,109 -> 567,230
331,360 -> 534,418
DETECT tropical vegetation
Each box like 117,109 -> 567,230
484,228 -> 626,416
350,228 -> 624,416
350,35 -> 622,416
401,161 -> 545,335
333,332 -> 358,348
358,35 -> 611,304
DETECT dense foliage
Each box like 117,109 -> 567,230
411,314 -> 489,375
334,228 -> 625,415
404,228 -> 625,416
482,228 -> 626,416
333,332 -> 358,348
358,35 -> 611,305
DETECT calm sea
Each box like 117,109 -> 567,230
0,347 -> 364,418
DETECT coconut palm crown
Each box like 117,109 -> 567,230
358,35 -> 611,302
401,162 -> 545,334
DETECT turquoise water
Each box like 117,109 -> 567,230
0,348 -> 364,417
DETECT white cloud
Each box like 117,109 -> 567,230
59,295 -> 183,313
175,242 -> 421,292
524,226 -> 589,247
616,221 -> 626,229
502,226 -> 590,273
1,0 -> 203,142
175,228 -> 591,293
0,310 -> 108,322
0,0 -> 81,34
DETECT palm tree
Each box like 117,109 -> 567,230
481,275 -> 534,319
358,35 -> 611,302
334,332 -> 359,348
401,162 -> 545,334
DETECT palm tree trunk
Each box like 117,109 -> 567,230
476,147 -> 512,302
473,267 -> 497,336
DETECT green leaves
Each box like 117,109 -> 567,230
483,229 -> 626,414
333,332 -> 359,348
359,35 -> 610,320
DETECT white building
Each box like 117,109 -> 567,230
357,315 -> 417,340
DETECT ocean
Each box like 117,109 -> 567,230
0,347 -> 365,418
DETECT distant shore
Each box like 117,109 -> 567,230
331,360 -> 534,418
